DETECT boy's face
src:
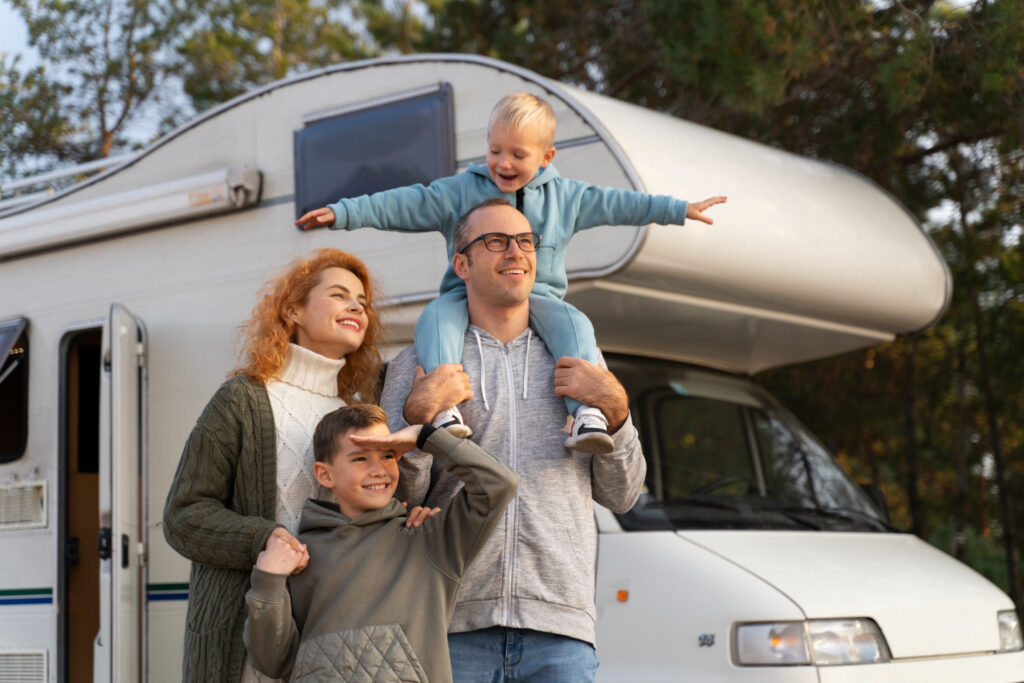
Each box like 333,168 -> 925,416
486,121 -> 556,194
313,423 -> 399,519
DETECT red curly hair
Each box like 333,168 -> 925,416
235,248 -> 383,404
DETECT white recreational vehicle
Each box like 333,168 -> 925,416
0,54 -> 1020,682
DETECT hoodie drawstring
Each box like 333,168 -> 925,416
522,329 -> 531,399
473,328 -> 532,407
473,329 -> 490,411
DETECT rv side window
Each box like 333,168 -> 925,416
294,84 -> 456,218
0,317 -> 29,463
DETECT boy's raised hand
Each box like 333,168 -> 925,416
349,424 -> 424,458
686,196 -> 728,225
295,206 -> 336,231
256,533 -> 309,576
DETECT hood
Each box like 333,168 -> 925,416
466,162 -> 561,190
682,530 -> 1012,659
298,498 -> 405,534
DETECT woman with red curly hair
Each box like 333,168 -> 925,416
164,248 -> 398,682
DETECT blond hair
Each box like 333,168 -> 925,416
489,93 -> 556,148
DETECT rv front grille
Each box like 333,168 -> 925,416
0,482 -> 46,530
0,650 -> 47,683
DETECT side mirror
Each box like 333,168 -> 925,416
860,483 -> 890,523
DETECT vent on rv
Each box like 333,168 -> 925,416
0,482 -> 46,530
0,650 -> 47,682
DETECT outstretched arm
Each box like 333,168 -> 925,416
573,182 -> 726,231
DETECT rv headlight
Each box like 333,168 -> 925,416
734,619 -> 890,666
805,618 -> 890,665
998,610 -> 1023,652
734,622 -> 810,665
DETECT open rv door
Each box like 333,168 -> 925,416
94,304 -> 147,682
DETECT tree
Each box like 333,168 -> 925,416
173,0 -> 379,112
6,0 -> 186,167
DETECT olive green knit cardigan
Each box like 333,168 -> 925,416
163,376 -> 281,683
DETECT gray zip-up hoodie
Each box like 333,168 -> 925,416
381,326 -> 646,645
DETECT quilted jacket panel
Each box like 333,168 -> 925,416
290,623 -> 428,682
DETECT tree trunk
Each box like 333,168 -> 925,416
904,339 -> 923,537
971,295 -> 1020,609
953,339 -> 968,561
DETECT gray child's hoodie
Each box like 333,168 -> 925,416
243,427 -> 517,682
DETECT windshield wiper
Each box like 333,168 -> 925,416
642,496 -> 819,530
769,505 -> 897,532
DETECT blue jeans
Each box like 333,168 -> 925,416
448,627 -> 598,682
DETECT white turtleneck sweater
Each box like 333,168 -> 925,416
243,345 -> 348,683
265,343 -> 347,535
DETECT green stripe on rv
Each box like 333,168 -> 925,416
0,587 -> 52,597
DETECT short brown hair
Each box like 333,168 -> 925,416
489,92 -> 556,149
313,404 -> 388,463
453,197 -> 517,253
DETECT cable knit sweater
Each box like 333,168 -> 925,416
266,344 -> 346,534
163,347 -> 347,683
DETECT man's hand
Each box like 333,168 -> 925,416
257,533 -> 309,576
686,195 -> 727,225
554,357 -> 629,432
294,206 -> 336,231
402,364 -> 473,424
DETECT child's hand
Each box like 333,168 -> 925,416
256,534 -> 309,576
349,424 -> 423,457
686,196 -> 727,225
402,503 -> 442,528
295,207 -> 336,231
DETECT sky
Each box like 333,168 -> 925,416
0,2 -> 36,64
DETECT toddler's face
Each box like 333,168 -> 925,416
486,122 -> 555,194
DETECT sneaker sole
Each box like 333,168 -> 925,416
565,432 -> 614,455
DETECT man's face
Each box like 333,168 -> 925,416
455,204 -> 536,309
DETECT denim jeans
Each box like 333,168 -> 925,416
448,627 -> 599,682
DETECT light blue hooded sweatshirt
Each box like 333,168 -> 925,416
328,163 -> 689,412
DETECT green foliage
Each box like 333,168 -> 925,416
173,0 -> 387,112
8,0 -> 185,164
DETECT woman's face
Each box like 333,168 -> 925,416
290,267 -> 369,359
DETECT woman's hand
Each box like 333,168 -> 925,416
686,195 -> 727,225
295,206 -> 336,231
257,533 -> 309,575
402,503 -> 442,528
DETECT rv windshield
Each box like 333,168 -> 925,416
606,355 -> 892,533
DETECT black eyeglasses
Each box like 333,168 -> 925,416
458,232 -> 541,255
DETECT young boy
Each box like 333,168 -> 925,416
242,404 -> 517,683
296,92 -> 726,454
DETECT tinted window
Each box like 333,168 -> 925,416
0,317 -> 29,462
294,84 -> 455,217
607,354 -> 890,532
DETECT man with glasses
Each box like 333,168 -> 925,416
380,198 -> 647,681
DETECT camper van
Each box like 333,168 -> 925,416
0,54 -> 1020,682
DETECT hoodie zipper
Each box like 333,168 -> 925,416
500,342 -> 519,624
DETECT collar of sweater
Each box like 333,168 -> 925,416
273,343 -> 346,397
466,325 -> 534,347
